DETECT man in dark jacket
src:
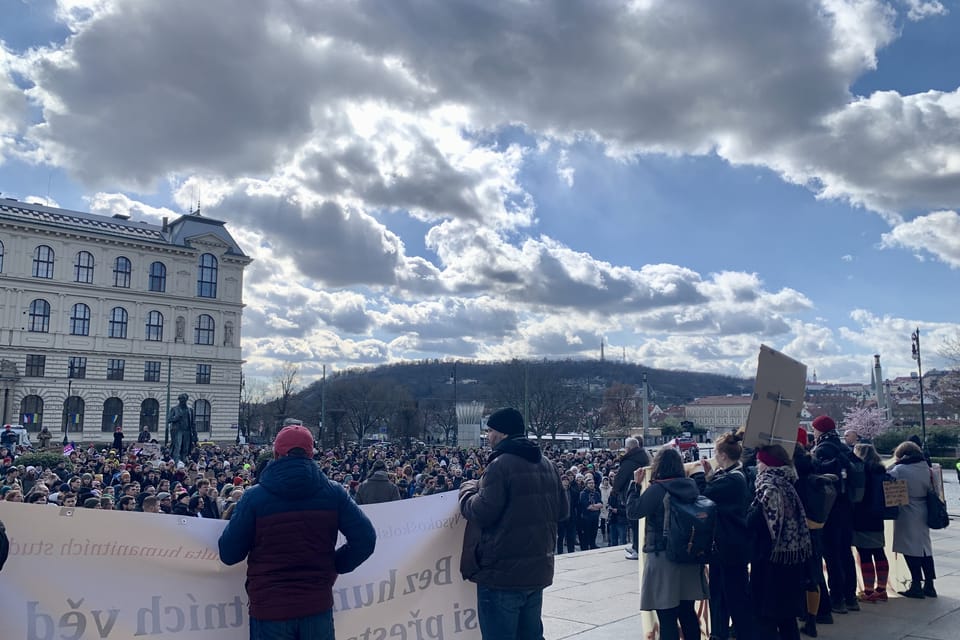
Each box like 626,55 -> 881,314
811,415 -> 858,615
613,436 -> 650,559
219,425 -> 376,639
356,460 -> 401,504
459,407 -> 568,640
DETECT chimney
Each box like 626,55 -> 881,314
162,216 -> 168,232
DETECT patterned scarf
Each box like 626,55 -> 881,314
754,465 -> 812,564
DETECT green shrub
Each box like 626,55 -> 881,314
872,427 -> 958,457
14,451 -> 74,472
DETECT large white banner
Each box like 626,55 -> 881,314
0,492 -> 479,640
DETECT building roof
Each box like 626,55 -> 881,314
0,198 -> 248,258
686,395 -> 752,406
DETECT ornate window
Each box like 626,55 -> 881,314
145,310 -> 163,341
108,307 -> 128,339
74,251 -> 95,283
197,253 -> 218,298
107,359 -> 125,381
20,395 -> 44,432
144,361 -> 161,382
28,299 -> 51,332
195,314 -> 215,345
149,261 -> 166,292
62,396 -> 85,433
32,245 -> 55,278
194,399 -> 211,433
68,356 -> 87,379
70,303 -> 91,336
102,397 -> 123,432
140,398 -> 160,432
113,256 -> 132,288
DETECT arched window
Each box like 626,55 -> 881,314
197,253 -> 218,298
101,397 -> 123,432
28,299 -> 51,332
0,239 -> 4,272
32,245 -> 55,278
70,303 -> 91,336
194,399 -> 211,433
62,396 -> 85,433
20,395 -> 44,432
149,261 -> 166,292
74,251 -> 95,283
108,307 -> 128,339
145,310 -> 163,341
195,314 -> 215,345
140,398 -> 160,433
113,256 -> 131,288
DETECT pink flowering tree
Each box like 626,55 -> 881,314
842,405 -> 893,439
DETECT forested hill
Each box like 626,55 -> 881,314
296,358 -> 752,409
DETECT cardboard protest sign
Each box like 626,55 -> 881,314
883,479 -> 909,507
743,345 -> 807,459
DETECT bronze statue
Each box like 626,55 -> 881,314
167,393 -> 197,463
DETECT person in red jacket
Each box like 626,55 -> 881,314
218,425 -> 376,639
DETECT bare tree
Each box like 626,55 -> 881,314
273,363 -> 300,434
327,377 -> 405,442
490,360 -> 579,441
938,333 -> 960,411
422,398 -> 458,444
603,382 -> 638,435
240,375 -> 268,439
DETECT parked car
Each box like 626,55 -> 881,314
664,436 -> 699,461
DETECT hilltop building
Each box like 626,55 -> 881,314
0,198 -> 250,442
683,395 -> 752,438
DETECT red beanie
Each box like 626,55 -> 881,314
811,415 -> 836,433
757,449 -> 786,467
797,428 -> 808,447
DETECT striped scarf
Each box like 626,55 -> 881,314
754,465 -> 812,564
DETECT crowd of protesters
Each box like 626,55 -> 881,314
0,414 -> 945,640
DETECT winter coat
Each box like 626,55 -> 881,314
890,457 -> 933,556
853,462 -> 886,534
459,436 -> 568,590
218,456 -> 376,620
613,447 -> 650,497
625,477 -> 699,553
355,471 -> 401,505
693,464 -> 750,565
579,488 -> 602,523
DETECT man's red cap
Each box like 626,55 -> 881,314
274,425 -> 314,457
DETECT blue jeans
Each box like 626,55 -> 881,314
476,584 -> 544,640
608,521 -> 627,547
250,610 -> 334,640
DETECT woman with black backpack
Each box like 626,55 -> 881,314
626,447 -> 708,640
852,443 -> 890,603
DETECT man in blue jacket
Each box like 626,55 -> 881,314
219,425 -> 376,639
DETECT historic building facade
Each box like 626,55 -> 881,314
0,199 -> 251,442
683,395 -> 752,439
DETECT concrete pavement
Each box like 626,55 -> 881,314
543,519 -> 960,640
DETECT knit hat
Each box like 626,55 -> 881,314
811,415 -> 836,433
156,492 -> 171,501
757,449 -> 787,467
796,428 -> 808,447
487,407 -> 525,437
274,425 -> 314,457
372,459 -> 387,471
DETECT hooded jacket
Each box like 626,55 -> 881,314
218,455 -> 376,620
459,435 -> 568,589
625,476 -> 699,553
356,470 -> 401,505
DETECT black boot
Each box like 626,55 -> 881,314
899,582 -> 925,599
923,580 -> 938,598
801,614 -> 818,637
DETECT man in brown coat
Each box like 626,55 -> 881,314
459,407 -> 568,640
356,460 -> 401,504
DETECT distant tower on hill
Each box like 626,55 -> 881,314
873,354 -> 889,418
600,339 -> 605,363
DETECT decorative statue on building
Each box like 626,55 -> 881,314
167,393 -> 197,464
175,316 -> 186,342
223,321 -> 234,347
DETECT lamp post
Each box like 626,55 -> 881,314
236,371 -> 244,445
63,379 -> 71,446
911,327 -> 927,448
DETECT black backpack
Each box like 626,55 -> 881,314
0,519 -> 8,572
801,473 -> 838,528
662,491 -> 717,564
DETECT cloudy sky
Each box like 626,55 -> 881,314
2,0 -> 959,384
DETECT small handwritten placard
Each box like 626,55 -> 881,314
883,479 -> 909,507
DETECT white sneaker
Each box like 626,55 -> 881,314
625,549 -> 639,560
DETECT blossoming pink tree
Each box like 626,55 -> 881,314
842,405 -> 893,439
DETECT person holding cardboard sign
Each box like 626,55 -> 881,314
889,441 -> 938,599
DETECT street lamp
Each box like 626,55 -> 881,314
911,327 -> 927,449
236,372 -> 244,445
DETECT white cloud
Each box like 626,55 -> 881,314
901,0 -> 948,21
842,254 -> 854,262
881,210 -> 960,268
